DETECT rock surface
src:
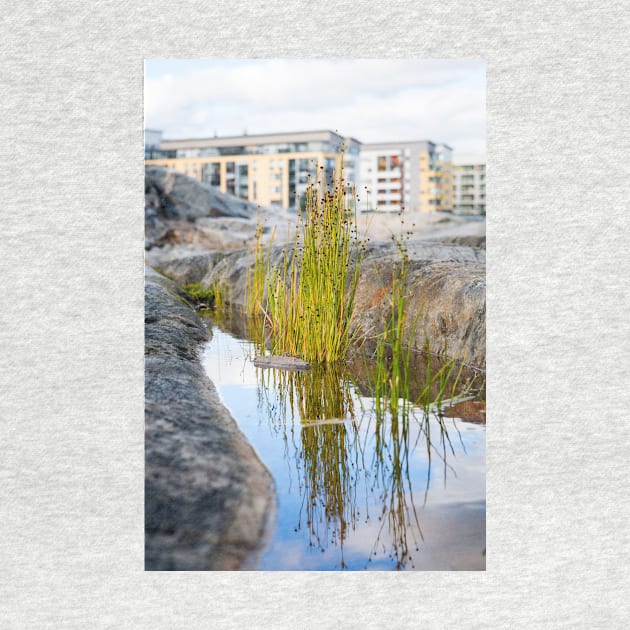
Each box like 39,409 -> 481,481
145,166 -> 266,253
437,234 -> 486,249
252,355 -> 311,371
146,165 -> 257,221
354,257 -> 486,368
144,267 -> 275,570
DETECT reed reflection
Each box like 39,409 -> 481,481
255,358 -> 461,570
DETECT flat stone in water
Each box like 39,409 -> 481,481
252,355 -> 311,371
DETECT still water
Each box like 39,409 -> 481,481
201,323 -> 485,570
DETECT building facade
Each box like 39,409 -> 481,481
145,130 -> 455,213
145,130 -> 360,209
452,154 -> 486,215
358,141 -> 453,213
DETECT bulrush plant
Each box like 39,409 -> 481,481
370,234 -> 467,424
245,220 -> 275,318
373,236 -> 416,422
212,278 -> 228,311
258,160 -> 365,364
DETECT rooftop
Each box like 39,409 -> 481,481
160,129 -> 362,150
452,153 -> 486,165
361,140 -> 453,151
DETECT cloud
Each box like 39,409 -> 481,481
145,59 -> 485,154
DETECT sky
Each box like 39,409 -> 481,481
145,59 -> 486,156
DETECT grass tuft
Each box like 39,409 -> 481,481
252,157 -> 365,364
183,282 -> 215,305
184,279 -> 228,310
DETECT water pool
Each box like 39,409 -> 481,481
201,323 -> 485,570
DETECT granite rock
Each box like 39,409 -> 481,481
144,268 -> 275,570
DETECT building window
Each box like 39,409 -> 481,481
226,162 -> 235,194
237,164 -> 249,199
202,162 -> 221,187
219,146 -> 244,156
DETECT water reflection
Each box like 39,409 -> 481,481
258,365 -> 359,567
255,357 -> 473,570
201,318 -> 485,570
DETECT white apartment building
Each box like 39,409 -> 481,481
453,154 -> 486,215
358,141 -> 453,213
359,145 -> 409,212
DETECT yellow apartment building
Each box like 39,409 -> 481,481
145,130 -> 360,209
419,143 -> 454,212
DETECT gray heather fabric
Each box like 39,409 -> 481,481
1,1 -> 629,628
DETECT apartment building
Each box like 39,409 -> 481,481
453,154 -> 486,215
145,130 -> 455,213
145,130 -> 360,209
358,141 -> 453,213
